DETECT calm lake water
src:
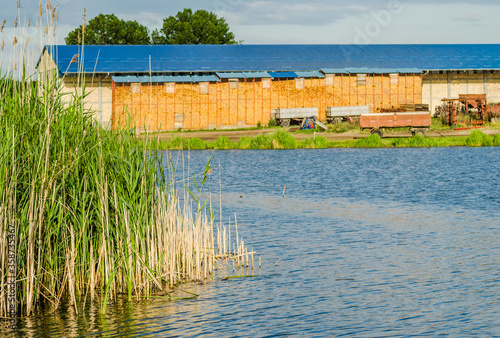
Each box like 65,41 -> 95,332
5,147 -> 500,337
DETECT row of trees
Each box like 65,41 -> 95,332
65,9 -> 238,45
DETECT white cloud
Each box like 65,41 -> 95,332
223,1 -> 374,26
2,0 -> 500,74
452,13 -> 483,22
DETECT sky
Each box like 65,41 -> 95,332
1,0 -> 500,73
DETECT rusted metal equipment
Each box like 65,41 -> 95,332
298,116 -> 328,131
360,112 -> 431,137
440,94 -> 489,126
380,104 -> 429,113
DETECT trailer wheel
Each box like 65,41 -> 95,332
370,128 -> 383,137
281,119 -> 290,128
415,128 -> 426,137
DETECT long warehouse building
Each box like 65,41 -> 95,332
37,44 -> 500,131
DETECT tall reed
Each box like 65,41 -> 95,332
0,2 -> 251,318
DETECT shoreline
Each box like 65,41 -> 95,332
140,127 -> 500,150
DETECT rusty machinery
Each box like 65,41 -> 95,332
439,94 -> 492,126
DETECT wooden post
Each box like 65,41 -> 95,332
253,78 -> 256,125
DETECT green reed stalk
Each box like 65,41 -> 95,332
0,65 -> 250,318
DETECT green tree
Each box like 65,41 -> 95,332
152,9 -> 237,45
65,14 -> 150,45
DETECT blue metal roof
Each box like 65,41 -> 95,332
191,75 -> 220,82
321,68 -> 350,74
137,75 -> 167,83
242,71 -> 272,78
370,68 -> 398,74
112,75 -> 139,83
42,44 -> 500,76
216,72 -> 246,79
162,75 -> 194,82
295,71 -> 325,78
268,71 -> 298,78
346,68 -> 374,74
394,68 -> 423,74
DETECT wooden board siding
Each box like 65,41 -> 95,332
111,73 -> 424,131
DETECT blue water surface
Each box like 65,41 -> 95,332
6,147 -> 500,337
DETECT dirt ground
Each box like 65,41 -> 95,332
148,126 -> 500,142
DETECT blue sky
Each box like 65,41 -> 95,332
1,0 -> 500,73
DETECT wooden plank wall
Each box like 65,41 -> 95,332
112,74 -> 423,131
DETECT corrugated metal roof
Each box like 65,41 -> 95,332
268,71 -> 298,78
241,72 -> 272,78
295,71 -> 325,78
369,68 -> 397,74
162,75 -> 194,82
321,68 -> 350,74
190,75 -> 220,82
137,75 -> 167,83
394,68 -> 423,74
345,68 -> 374,74
111,75 -> 139,83
42,44 -> 500,75
216,72 -> 246,79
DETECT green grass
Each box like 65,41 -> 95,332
494,134 -> 500,146
355,134 -> 384,148
465,130 -> 494,147
325,121 -> 360,133
270,129 -> 298,149
155,130 -> 500,150
214,135 -> 231,149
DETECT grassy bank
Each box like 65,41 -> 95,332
151,129 -> 500,150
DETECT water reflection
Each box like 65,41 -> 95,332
3,147 -> 500,337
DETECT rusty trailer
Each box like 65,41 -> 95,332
360,112 -> 431,137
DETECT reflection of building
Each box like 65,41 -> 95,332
37,44 -> 500,130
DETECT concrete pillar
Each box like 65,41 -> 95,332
429,72 -> 433,112
466,71 -> 469,94
484,72 -> 488,97
447,72 -> 451,98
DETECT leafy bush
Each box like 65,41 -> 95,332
301,135 -> 329,148
355,134 -> 383,148
168,136 -> 185,149
407,135 -> 430,147
251,135 -> 271,149
185,137 -> 207,149
465,130 -> 493,147
493,134 -> 500,146
270,129 -> 298,149
237,136 -> 252,149
214,135 -> 232,149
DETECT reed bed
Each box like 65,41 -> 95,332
0,71 -> 253,318
0,2 -> 252,318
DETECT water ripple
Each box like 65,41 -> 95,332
4,148 -> 500,337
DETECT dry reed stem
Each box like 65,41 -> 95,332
0,1 -> 253,317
